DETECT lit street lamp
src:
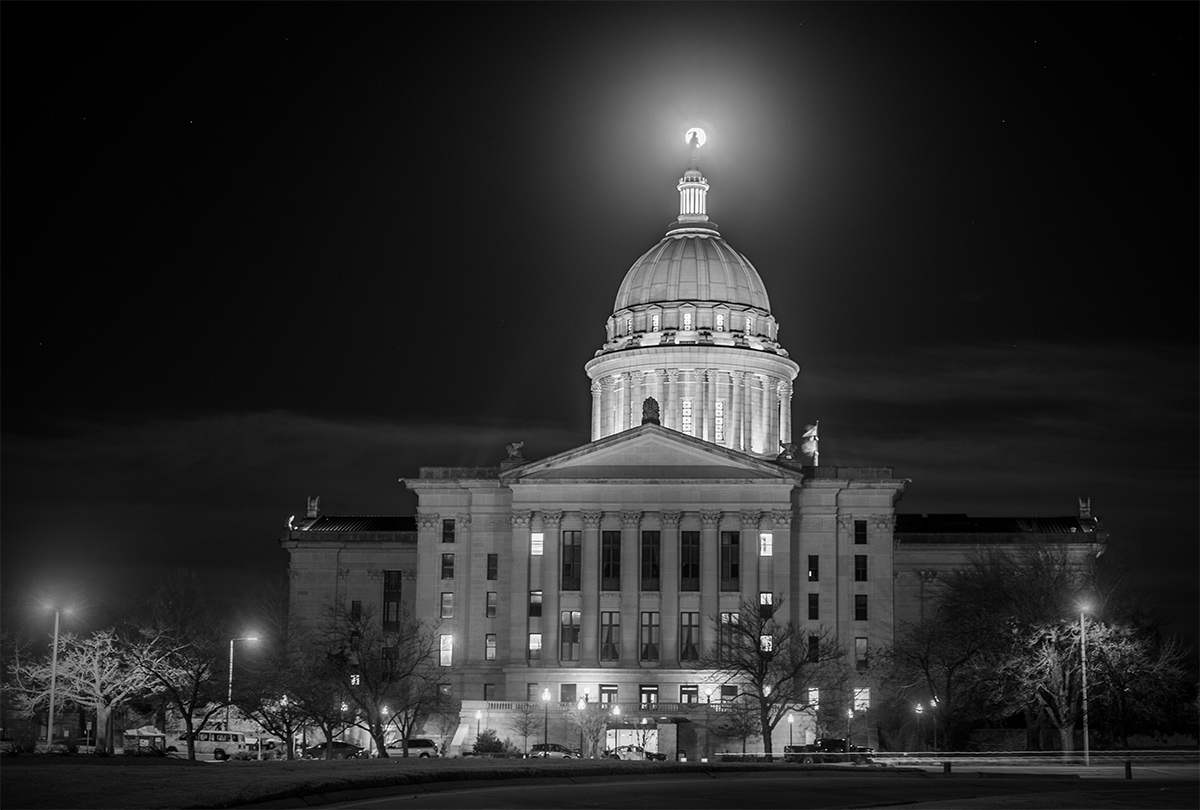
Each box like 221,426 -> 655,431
845,708 -> 853,755
541,687 -> 551,745
788,712 -> 794,746
475,709 -> 482,741
1080,605 -> 1090,767
44,605 -> 71,749
930,697 -> 939,751
226,635 -> 259,731
577,698 -> 586,756
915,703 -> 924,751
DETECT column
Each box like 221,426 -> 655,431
602,376 -> 617,438
591,380 -> 603,442
731,371 -> 745,451
665,370 -> 679,430
580,510 -> 602,664
620,510 -> 641,663
415,513 -> 440,622
700,369 -> 712,442
740,511 -> 761,607
743,372 -> 754,453
541,511 -> 562,667
617,373 -> 628,432
778,380 -> 793,445
660,511 -> 681,666
629,371 -> 644,427
510,511 -> 532,666
769,509 -> 792,622
699,510 -> 721,657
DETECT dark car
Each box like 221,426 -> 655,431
302,741 -> 364,760
530,742 -> 578,758
784,739 -> 874,764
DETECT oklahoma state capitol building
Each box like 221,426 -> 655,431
281,131 -> 1104,759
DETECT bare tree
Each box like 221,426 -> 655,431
699,595 -> 845,757
1090,625 -> 1194,747
8,629 -> 156,754
564,701 -> 608,757
712,700 -> 761,754
318,603 -> 445,757
509,702 -> 539,756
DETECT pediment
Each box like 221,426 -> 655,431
503,424 -> 801,482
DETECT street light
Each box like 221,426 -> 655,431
845,708 -> 853,754
541,687 -> 551,745
1080,605 -> 1090,767
705,687 -> 713,704
44,605 -> 71,749
788,712 -> 794,746
227,635 -> 259,731
577,698 -> 586,756
475,709 -> 482,741
929,697 -> 939,751
915,703 -> 924,752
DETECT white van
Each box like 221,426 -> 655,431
166,729 -> 251,760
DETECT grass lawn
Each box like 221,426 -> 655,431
0,755 -> 783,809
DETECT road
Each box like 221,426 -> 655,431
320,767 -> 1199,809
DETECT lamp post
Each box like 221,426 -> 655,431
930,697 -> 938,752
915,704 -> 924,751
705,687 -> 713,704
541,687 -> 551,745
44,605 -> 70,749
845,709 -> 853,755
577,698 -> 586,756
788,713 -> 794,746
475,709 -> 482,742
1080,606 -> 1090,767
226,636 -> 259,731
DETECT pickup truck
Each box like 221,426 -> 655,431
784,738 -> 874,764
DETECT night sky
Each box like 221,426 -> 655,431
3,2 -> 1196,647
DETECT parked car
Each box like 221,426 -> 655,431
302,741 -> 365,760
384,738 -> 440,758
606,744 -> 665,761
530,742 -> 578,758
784,738 -> 874,764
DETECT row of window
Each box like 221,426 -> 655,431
440,518 -> 871,546
495,682 -> 874,709
625,312 -> 757,336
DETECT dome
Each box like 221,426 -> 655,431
613,229 -> 772,312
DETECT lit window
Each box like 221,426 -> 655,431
651,313 -> 660,331
680,684 -> 699,704
855,637 -> 868,671
639,612 -> 660,662
529,590 -> 542,617
716,312 -> 725,331
350,674 -> 361,686
808,555 -> 819,582
439,634 -> 453,667
745,316 -> 753,333
626,316 -> 632,334
759,634 -> 774,652
681,397 -> 694,436
808,687 -> 820,708
560,610 -> 581,661
759,591 -> 774,619
682,311 -> 693,330
854,687 -> 871,711
759,532 -> 773,556
639,684 -> 658,706
440,592 -> 454,619
714,400 -> 725,442
528,633 -> 542,660
718,612 -> 740,660
485,634 -> 497,660
486,591 -> 497,618
530,532 -> 544,556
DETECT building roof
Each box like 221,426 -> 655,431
290,515 -> 416,532
895,513 -> 1101,535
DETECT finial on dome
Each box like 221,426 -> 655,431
684,127 -> 706,169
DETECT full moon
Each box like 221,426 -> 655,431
685,127 -> 707,147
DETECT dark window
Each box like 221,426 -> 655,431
527,683 -> 540,701
486,591 -> 497,618
720,531 -> 740,591
350,600 -> 362,622
441,553 -> 454,580
560,611 -> 581,661
641,531 -> 661,591
484,682 -> 496,700
561,683 -> 577,703
442,519 -> 456,543
529,590 -> 542,618
680,612 -> 700,662
486,553 -> 498,580
808,593 -> 819,620
383,571 -> 403,631
855,637 -> 868,671
718,612 -> 739,660
854,519 -> 867,545
720,684 -> 738,702
807,555 -> 819,582
600,612 -> 620,661
639,612 -> 660,661
854,555 -> 868,582
807,634 -> 820,662
561,531 -> 581,591
855,594 -> 869,621
440,592 -> 454,618
601,531 -> 621,590
680,531 -> 700,591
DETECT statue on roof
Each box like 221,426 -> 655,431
641,397 -> 661,425
506,441 -> 525,460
